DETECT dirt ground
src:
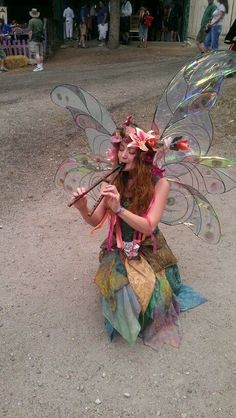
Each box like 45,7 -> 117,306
0,41 -> 236,418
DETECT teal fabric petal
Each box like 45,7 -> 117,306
102,285 -> 141,345
165,264 -> 182,294
176,283 -> 207,311
114,249 -> 127,276
104,318 -> 114,339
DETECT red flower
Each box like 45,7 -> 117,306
175,139 -> 189,151
147,138 -> 157,148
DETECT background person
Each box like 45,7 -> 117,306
138,7 -> 150,48
120,0 -> 132,45
150,2 -> 163,41
224,18 -> 236,50
204,0 -> 229,50
28,8 -> 44,72
161,4 -> 171,41
0,18 -> 11,35
0,45 -> 8,72
196,0 -> 217,53
79,4 -> 89,48
97,1 -> 109,47
63,4 -> 75,40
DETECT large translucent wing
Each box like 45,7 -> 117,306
51,84 -> 116,156
164,156 -> 236,195
161,113 -> 213,164
55,154 -> 112,205
184,50 -> 236,90
152,51 -> 236,150
161,180 -> 221,244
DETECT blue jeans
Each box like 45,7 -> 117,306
139,24 -> 148,41
204,24 -> 222,50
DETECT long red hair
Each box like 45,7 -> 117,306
112,146 -> 156,215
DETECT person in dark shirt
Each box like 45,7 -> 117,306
97,1 -> 109,47
28,8 -> 44,72
79,4 -> 89,48
196,0 -> 217,53
0,18 -> 11,35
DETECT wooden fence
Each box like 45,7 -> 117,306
1,37 -> 47,58
2,39 -> 30,57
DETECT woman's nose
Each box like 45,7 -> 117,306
121,149 -> 128,158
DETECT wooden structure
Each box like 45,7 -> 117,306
1,38 -> 30,56
129,15 -> 139,40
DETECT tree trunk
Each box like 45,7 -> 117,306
108,0 -> 121,49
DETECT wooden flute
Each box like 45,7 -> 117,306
68,163 -> 125,210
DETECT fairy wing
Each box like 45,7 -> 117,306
161,156 -> 236,243
152,51 -> 236,241
153,51 -> 236,141
51,84 -> 116,157
164,156 -> 236,196
152,51 -> 236,164
162,180 -> 221,244
55,153 -> 112,205
51,84 -> 117,201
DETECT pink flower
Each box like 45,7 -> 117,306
106,147 -> 117,162
122,115 -> 133,126
127,128 -> 160,151
111,133 -> 122,144
151,165 -> 165,178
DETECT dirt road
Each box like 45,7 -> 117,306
0,42 -> 236,418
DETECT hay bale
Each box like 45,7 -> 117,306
5,55 -> 29,69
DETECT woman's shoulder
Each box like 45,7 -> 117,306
155,177 -> 170,190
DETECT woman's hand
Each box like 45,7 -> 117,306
101,184 -> 120,213
70,187 -> 88,211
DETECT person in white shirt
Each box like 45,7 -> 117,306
120,0 -> 132,44
63,5 -> 75,40
204,0 -> 229,50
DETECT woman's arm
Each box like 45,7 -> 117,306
101,178 -> 170,235
210,10 -> 225,26
208,12 -> 225,26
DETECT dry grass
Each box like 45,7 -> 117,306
5,55 -> 29,69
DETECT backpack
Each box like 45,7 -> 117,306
144,15 -> 154,27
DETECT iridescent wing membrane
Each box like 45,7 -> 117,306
51,84 -> 115,203
152,51 -> 236,243
54,154 -> 112,205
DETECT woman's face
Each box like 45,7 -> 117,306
118,141 -> 137,172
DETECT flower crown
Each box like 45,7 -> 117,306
110,115 -> 189,154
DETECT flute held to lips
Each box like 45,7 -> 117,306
68,163 -> 125,210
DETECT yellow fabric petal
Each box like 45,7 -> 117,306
125,255 -> 155,313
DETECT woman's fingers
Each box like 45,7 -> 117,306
102,189 -> 119,198
102,185 -> 119,198
102,192 -> 118,199
72,187 -> 86,198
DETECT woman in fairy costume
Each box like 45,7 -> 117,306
52,50 -> 236,350
69,118 -> 206,349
